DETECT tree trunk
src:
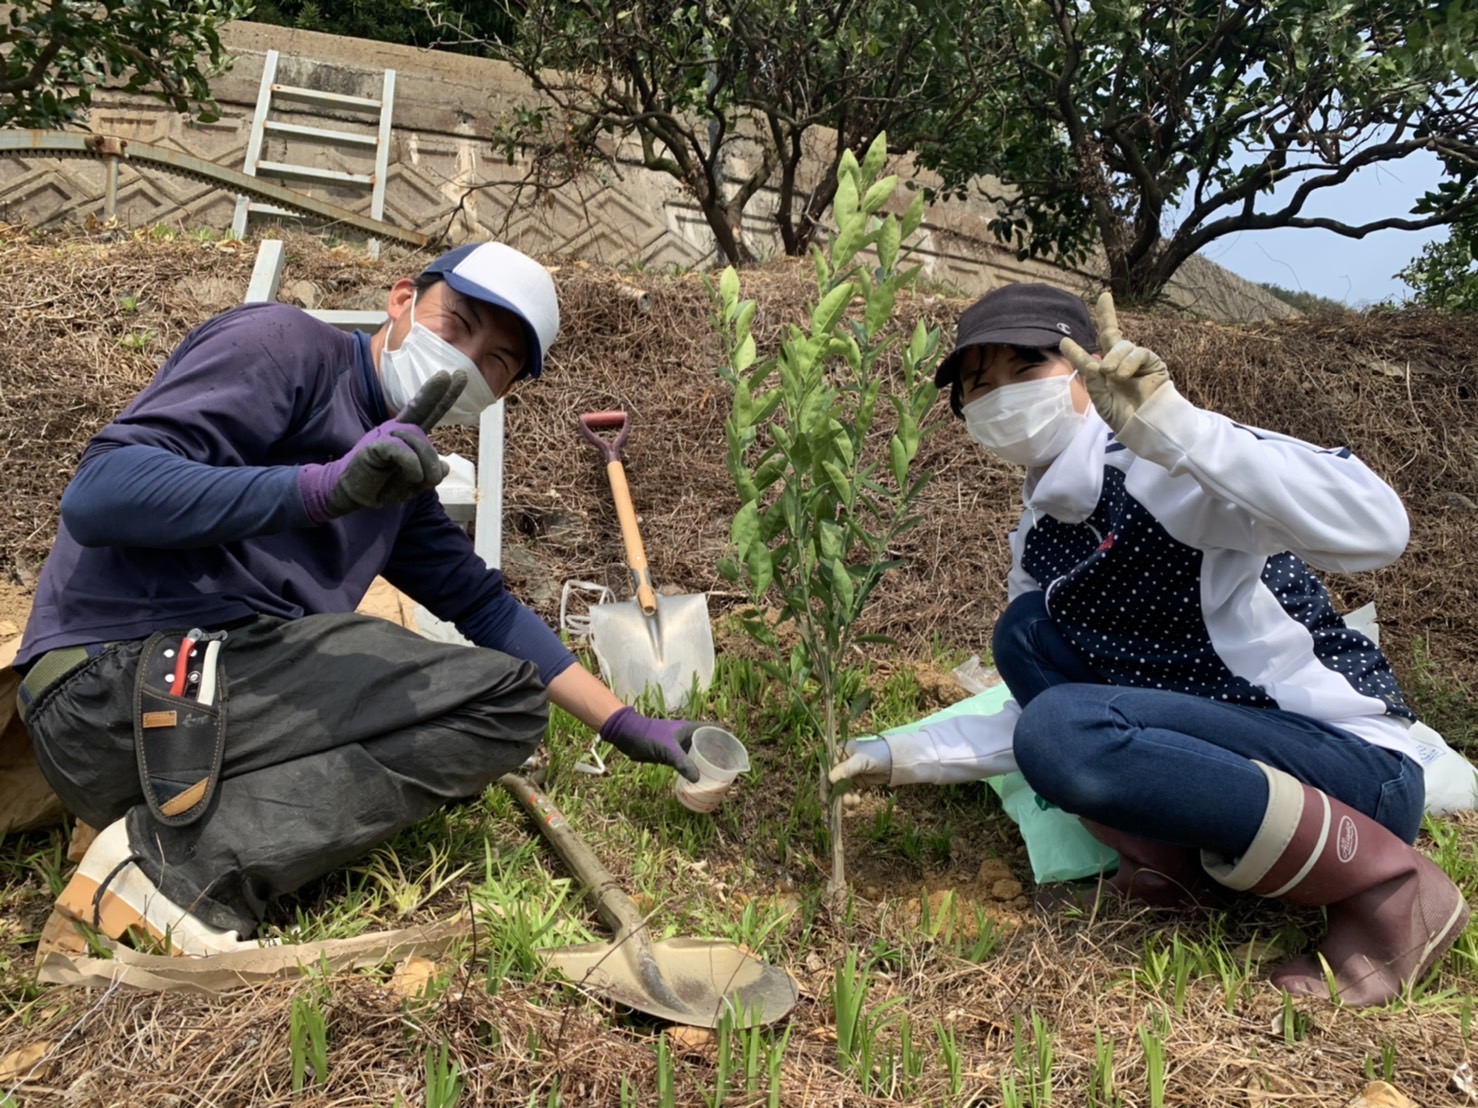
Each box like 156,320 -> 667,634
698,196 -> 755,266
823,687 -> 847,905
1108,235 -> 1190,307
796,178 -> 841,258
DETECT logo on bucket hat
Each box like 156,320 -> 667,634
421,242 -> 560,380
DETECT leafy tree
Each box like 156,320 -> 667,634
460,0 -> 1002,265
1397,221 -> 1478,313
915,0 -> 1478,304
714,134 -> 940,895
1257,284 -> 1349,315
1,0 -> 251,128
249,0 -> 512,54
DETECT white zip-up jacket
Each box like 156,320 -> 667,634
888,384 -> 1418,786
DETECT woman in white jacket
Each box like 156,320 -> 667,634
832,283 -> 1468,1008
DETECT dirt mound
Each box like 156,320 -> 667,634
4,226 -> 1476,702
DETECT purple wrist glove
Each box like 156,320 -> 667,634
299,370 -> 467,523
599,706 -> 701,782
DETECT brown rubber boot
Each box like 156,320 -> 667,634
1203,761 -> 1470,1007
1079,819 -> 1232,910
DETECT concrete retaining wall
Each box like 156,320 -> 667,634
0,20 -> 1290,322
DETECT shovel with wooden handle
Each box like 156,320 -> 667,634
578,411 -> 715,710
500,772 -> 798,1027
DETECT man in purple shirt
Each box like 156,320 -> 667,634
16,242 -> 704,955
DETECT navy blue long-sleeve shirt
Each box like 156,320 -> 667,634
18,303 -> 575,683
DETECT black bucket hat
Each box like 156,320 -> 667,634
935,284 -> 1097,415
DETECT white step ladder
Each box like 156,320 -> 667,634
232,49 -> 396,258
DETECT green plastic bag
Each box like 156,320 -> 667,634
880,684 -> 1117,884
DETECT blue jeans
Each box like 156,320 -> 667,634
993,592 -> 1425,857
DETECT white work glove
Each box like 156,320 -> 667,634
828,738 -> 893,789
1060,291 -> 1171,434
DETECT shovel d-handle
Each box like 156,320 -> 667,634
579,410 -> 658,616
578,410 -> 631,463
500,773 -> 647,938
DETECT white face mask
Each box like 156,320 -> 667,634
379,293 -> 498,426
962,373 -> 1085,467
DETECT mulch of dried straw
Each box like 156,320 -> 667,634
3,228 -> 1478,1106
4,227 -> 1478,690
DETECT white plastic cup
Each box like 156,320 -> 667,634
674,726 -> 751,813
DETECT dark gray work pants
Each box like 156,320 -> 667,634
25,614 -> 547,935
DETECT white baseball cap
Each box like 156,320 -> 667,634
421,242 -> 560,379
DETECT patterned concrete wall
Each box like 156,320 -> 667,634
0,21 -> 1290,322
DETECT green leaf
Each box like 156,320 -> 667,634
900,193 -> 925,240
907,319 -> 933,363
810,243 -> 831,288
876,215 -> 901,272
832,221 -> 861,271
889,436 -> 909,486
834,172 -> 861,226
860,132 -> 889,182
731,499 -> 761,553
720,266 -> 740,309
818,519 -> 844,559
734,333 -> 757,372
838,147 -> 861,184
811,281 -> 855,336
863,283 -> 898,339
734,300 -> 757,346
746,542 -> 774,597
825,556 -> 855,613
753,389 -> 784,424
861,175 -> 898,215
822,460 -> 853,507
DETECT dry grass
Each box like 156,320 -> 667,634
2,226 -> 1477,1107
5,226 -> 1477,693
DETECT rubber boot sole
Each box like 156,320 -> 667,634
1274,891 -> 1471,1005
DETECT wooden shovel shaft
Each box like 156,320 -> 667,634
604,459 -> 659,615
499,773 -> 647,937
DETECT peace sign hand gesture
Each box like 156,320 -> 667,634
299,370 -> 469,523
1059,292 -> 1171,434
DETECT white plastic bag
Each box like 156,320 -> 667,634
1343,603 -> 1477,815
1406,721 -> 1478,816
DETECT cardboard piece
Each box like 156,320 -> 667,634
37,913 -> 473,993
356,576 -> 420,631
1,634 -> 66,833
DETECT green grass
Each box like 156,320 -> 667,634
5,648 -> 1478,1105
1405,636 -> 1478,756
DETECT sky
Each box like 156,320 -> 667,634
1190,150 -> 1448,308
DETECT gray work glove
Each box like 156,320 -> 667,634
828,738 -> 894,789
299,371 -> 467,522
1060,292 -> 1171,434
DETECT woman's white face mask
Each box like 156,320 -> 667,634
962,373 -> 1085,467
380,293 -> 498,426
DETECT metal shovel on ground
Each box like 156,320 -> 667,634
578,410 -> 715,710
499,773 -> 798,1027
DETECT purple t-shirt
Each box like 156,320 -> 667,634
18,303 -> 574,681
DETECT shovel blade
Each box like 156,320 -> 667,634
589,594 -> 715,710
543,937 -> 797,1027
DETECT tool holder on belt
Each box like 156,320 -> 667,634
134,628 -> 229,826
